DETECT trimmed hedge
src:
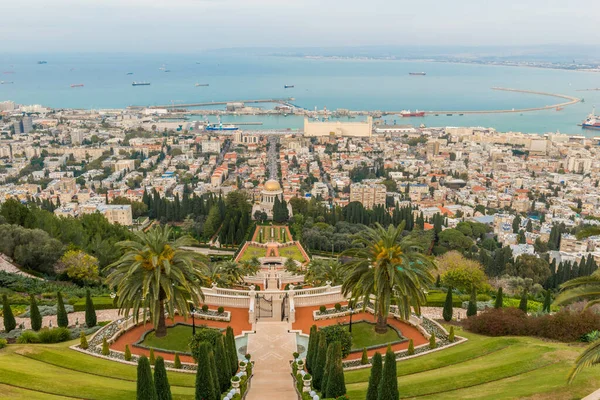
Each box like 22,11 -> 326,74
73,296 -> 116,312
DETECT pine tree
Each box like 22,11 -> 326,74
215,335 -> 231,393
429,332 -> 437,349
361,348 -> 369,365
543,290 -> 552,313
124,344 -> 132,361
195,342 -> 216,400
85,289 -> 97,328
442,287 -> 453,322
467,287 -> 477,317
56,291 -> 68,328
519,290 -> 528,313
313,331 -> 327,390
154,357 -> 173,400
226,326 -> 238,376
79,331 -> 88,350
377,348 -> 399,400
137,356 -> 158,400
2,294 -> 16,333
173,353 -> 182,369
29,294 -> 42,331
407,339 -> 414,355
325,341 -> 346,398
306,325 -> 317,373
494,287 -> 503,309
366,352 -> 382,400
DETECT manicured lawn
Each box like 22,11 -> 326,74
238,245 -> 267,262
141,324 -> 194,353
344,327 -> 600,399
350,322 -> 402,350
0,340 -> 195,400
279,245 -> 306,263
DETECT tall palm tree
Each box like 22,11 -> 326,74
306,259 -> 344,286
105,226 -> 208,338
240,257 -> 261,277
341,222 -> 436,333
554,271 -> 600,381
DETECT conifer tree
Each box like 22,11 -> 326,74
154,356 -> 173,400
102,337 -> 110,356
448,326 -> 455,342
361,348 -> 369,365
149,348 -> 156,365
467,287 -> 477,317
208,350 -> 220,400
429,332 -> 437,349
543,290 -> 552,313
124,344 -> 132,361
306,325 -> 317,373
195,342 -> 216,400
321,342 -> 335,395
325,341 -> 346,398
215,335 -> 231,392
313,331 -> 327,390
494,287 -> 504,309
29,294 -> 42,331
85,289 -> 97,328
137,355 -> 157,400
56,291 -> 69,328
2,294 -> 16,333
519,290 -> 528,313
79,331 -> 88,350
226,326 -> 238,376
173,353 -> 182,369
366,352 -> 382,400
377,348 -> 399,400
442,287 -> 453,322
407,339 -> 414,355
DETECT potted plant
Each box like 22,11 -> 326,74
231,375 -> 240,390
239,361 -> 247,372
245,354 -> 251,361
302,373 -> 312,392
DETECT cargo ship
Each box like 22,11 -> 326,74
206,123 -> 239,131
195,83 -> 209,87
126,72 -> 134,75
581,108 -> 600,130
284,85 -> 295,88
0,81 -> 14,85
70,84 -> 84,88
409,72 -> 426,76
400,110 -> 425,117
132,82 -> 150,86
37,61 -> 47,64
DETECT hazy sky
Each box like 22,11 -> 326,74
2,0 -> 598,52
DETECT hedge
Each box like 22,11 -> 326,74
73,296 -> 116,312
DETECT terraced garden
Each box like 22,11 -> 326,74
237,245 -> 267,262
344,327 -> 600,399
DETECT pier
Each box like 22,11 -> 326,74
140,98 -> 295,109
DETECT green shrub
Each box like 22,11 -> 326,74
360,348 -> 368,365
320,324 -> 352,358
189,326 -> 222,362
17,330 -> 40,344
137,355 -> 157,400
494,287 -> 503,309
85,290 -> 97,328
442,288 -> 453,322
56,291 -> 69,328
201,304 -> 209,312
217,306 -> 224,314
154,356 -> 172,400
173,353 -> 182,369
149,348 -> 155,365
448,326 -> 455,342
38,327 -> 70,343
334,303 -> 342,311
2,294 -> 16,333
0,338 -> 7,349
319,305 -> 326,313
324,341 -> 346,398
407,338 -> 414,355
377,348 -> 398,400
102,337 -> 110,356
429,332 -> 437,349
195,342 -> 216,400
29,294 -> 42,331
124,344 -> 132,361
226,326 -> 238,376
73,296 -> 115,312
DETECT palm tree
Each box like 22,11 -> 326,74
105,226 -> 208,338
240,257 -> 261,277
554,271 -> 600,381
341,222 -> 436,333
306,260 -> 344,286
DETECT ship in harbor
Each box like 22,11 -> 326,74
409,72 -> 426,76
126,72 -> 134,75
400,110 -> 426,117
0,81 -> 14,85
132,82 -> 150,86
195,83 -> 209,87
37,61 -> 47,64
581,108 -> 600,130
284,85 -> 295,88
205,123 -> 239,131
70,84 -> 84,88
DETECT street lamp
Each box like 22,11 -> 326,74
188,302 -> 196,336
348,307 -> 354,333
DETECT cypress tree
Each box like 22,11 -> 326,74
435,275 -> 441,287
543,290 -> 552,313
361,348 -> 369,365
195,342 -> 216,400
2,294 -> 16,333
29,294 -> 42,331
407,339 -> 414,355
306,325 -> 317,373
149,348 -> 156,365
226,326 -> 238,376
56,291 -> 68,328
124,345 -> 132,361
154,356 -> 173,400
173,353 -> 182,369
494,287 -> 503,309
519,290 -> 528,313
208,350 -> 220,400
448,326 -> 455,342
377,348 -> 399,400
313,331 -> 327,390
137,355 -> 157,400
442,287 -> 453,322
467,287 -> 477,317
325,341 -> 346,399
215,335 -> 231,393
321,342 -> 335,395
85,289 -> 97,328
429,332 -> 437,349
366,352 -> 382,400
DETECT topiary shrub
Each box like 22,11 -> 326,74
149,348 -> 156,365
79,331 -> 88,349
442,287 -> 453,322
2,294 -> 16,333
448,326 -> 455,342
154,356 -> 172,400
320,324 -> 352,358
324,341 -> 346,398
217,306 -> 225,314
519,291 -> 528,313
85,290 -> 97,328
366,352 -> 382,400
124,344 -> 132,361
215,335 -> 232,393
360,348 -> 368,365
306,325 -> 317,373
173,353 -> 182,369
467,287 -> 477,318
137,355 -> 157,400
312,331 -> 327,391
201,304 -> 209,312
407,338 -> 414,355
29,294 -> 42,331
319,305 -> 326,313
17,330 -> 40,344
429,332 -> 437,349
102,337 -> 110,356
334,303 -> 342,311
225,326 -> 238,376
494,287 -> 503,309
377,348 -> 398,400
56,291 -> 69,328
194,342 -> 215,400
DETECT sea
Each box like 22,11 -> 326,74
1,52 -> 600,135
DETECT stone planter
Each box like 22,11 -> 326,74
239,362 -> 247,373
231,378 -> 240,393
302,376 -> 312,393
296,360 -> 304,370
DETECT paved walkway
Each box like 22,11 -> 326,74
0,254 -> 39,279
246,321 -> 297,400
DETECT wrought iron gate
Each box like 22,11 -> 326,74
256,294 -> 273,319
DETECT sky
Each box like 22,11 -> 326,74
1,0 -> 599,53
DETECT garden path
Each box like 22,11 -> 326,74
246,321 -> 297,400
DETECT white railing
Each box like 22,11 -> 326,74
214,287 -> 251,297
203,293 -> 250,308
293,286 -> 329,296
293,290 -> 348,307
280,275 -> 304,285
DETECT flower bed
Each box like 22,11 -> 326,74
194,309 -> 231,322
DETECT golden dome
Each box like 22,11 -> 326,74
264,180 -> 282,191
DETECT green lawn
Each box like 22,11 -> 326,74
0,340 -> 196,400
140,324 -> 194,353
238,245 -> 267,262
344,327 -> 600,399
350,322 -> 402,350
279,245 -> 306,263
